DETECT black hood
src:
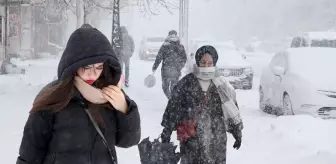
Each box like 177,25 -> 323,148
195,45 -> 219,66
57,27 -> 121,84
164,35 -> 180,44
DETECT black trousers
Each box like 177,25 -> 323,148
120,57 -> 130,85
161,76 -> 179,99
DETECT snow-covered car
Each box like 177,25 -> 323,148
259,47 -> 336,118
139,37 -> 165,60
188,40 -> 253,89
290,31 -> 336,48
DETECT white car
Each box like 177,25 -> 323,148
187,40 -> 253,89
259,47 -> 336,118
139,37 -> 165,60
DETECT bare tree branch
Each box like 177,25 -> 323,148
91,0 -> 113,10
133,0 -> 178,17
34,0 -> 178,19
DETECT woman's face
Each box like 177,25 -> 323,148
77,62 -> 104,85
199,53 -> 214,67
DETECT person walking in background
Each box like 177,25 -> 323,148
120,26 -> 135,88
152,30 -> 187,99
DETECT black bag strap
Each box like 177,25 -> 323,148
84,108 -> 117,164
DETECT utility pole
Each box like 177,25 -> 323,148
4,0 -> 8,60
111,0 -> 122,62
1,0 -> 9,74
179,0 -> 189,53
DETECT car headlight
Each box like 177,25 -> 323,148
244,68 -> 253,75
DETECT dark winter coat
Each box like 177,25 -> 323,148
161,73 -> 242,164
152,36 -> 187,78
16,27 -> 141,164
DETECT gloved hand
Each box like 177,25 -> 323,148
232,130 -> 242,150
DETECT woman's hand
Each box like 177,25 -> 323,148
102,83 -> 128,113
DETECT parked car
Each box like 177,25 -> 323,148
290,31 -> 336,48
188,40 -> 253,89
259,47 -> 336,118
139,36 -> 165,60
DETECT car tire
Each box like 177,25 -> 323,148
281,93 -> 294,116
259,86 -> 273,114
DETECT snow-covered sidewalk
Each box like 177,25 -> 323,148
1,57 -> 335,164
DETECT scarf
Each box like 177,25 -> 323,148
74,76 -> 108,104
212,76 -> 243,131
193,64 -> 216,81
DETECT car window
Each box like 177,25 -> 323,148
301,38 -> 308,47
311,39 -> 336,48
291,37 -> 301,47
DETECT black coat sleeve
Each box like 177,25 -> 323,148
177,45 -> 187,71
152,45 -> 166,71
16,111 -> 53,164
114,94 -> 141,148
160,81 -> 188,143
161,80 -> 186,131
227,100 -> 243,135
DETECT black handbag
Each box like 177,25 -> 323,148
138,136 -> 181,164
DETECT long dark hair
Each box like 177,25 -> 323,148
30,63 -> 119,125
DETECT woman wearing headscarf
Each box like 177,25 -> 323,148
160,45 -> 243,164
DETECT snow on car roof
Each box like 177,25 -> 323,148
304,32 -> 336,40
287,47 -> 336,58
286,47 -> 336,89
286,47 -> 336,71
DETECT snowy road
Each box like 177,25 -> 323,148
1,57 -> 336,164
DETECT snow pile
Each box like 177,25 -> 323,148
229,90 -> 336,164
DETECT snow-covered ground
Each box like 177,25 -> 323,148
1,55 -> 336,164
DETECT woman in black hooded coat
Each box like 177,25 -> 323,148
160,45 -> 243,164
16,26 -> 141,164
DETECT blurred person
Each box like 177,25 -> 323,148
152,30 -> 187,99
120,26 -> 135,88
